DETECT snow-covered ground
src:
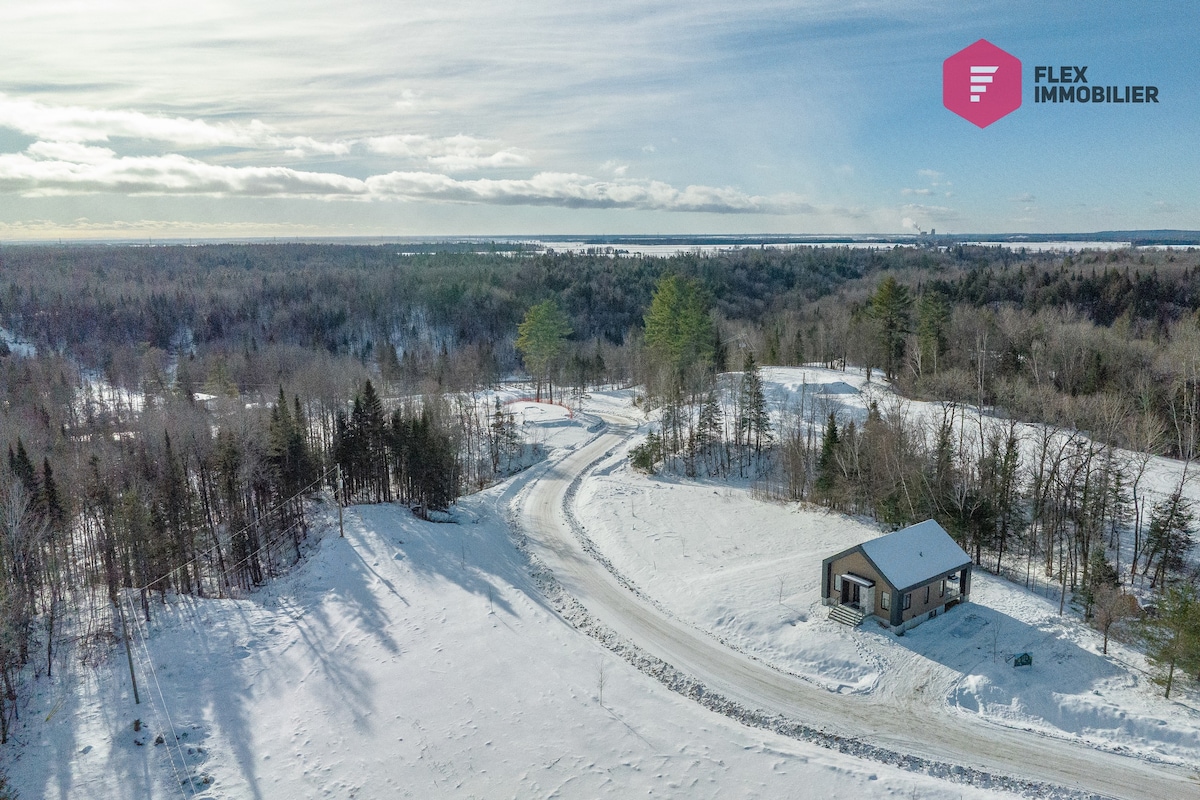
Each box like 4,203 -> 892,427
3,397 -> 1016,799
575,369 -> 1200,768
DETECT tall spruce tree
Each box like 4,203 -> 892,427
738,350 -> 771,459
868,276 -> 913,383
815,412 -> 840,501
916,290 -> 951,376
643,274 -> 714,385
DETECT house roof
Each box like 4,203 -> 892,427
858,520 -> 971,592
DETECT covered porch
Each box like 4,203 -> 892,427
829,572 -> 875,626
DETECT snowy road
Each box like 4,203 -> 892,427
512,414 -> 1198,800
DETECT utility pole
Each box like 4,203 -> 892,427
337,465 -> 345,538
117,597 -> 140,705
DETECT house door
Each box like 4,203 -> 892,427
841,582 -> 861,607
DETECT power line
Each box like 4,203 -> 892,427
134,466 -> 335,595
121,589 -> 197,799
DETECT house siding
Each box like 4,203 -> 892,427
900,576 -> 948,623
824,551 -> 892,621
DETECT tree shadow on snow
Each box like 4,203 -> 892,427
870,602 -> 1129,731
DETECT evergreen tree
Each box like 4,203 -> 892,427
630,432 -> 662,474
916,290 -> 951,376
1080,546 -> 1120,619
7,441 -> 38,501
516,300 -> 572,402
159,433 -> 197,594
696,386 -> 723,474
643,274 -> 714,384
38,458 -> 64,534
360,380 -> 389,502
1142,484 -> 1195,587
868,276 -> 913,383
1142,584 -> 1200,698
489,397 -> 520,473
815,412 -> 840,501
738,350 -> 771,458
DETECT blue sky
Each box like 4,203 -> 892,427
0,1 -> 1193,239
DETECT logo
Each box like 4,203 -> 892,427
943,40 -> 1022,127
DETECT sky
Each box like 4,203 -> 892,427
0,0 -> 1195,240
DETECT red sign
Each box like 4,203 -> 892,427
943,40 -> 1022,128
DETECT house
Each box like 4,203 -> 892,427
821,520 -> 972,633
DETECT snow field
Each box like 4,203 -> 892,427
573,369 -> 1200,768
5,397 -> 1012,799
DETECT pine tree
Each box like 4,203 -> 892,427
868,276 -> 913,383
643,274 -> 714,386
738,350 -> 771,459
159,433 -> 197,594
516,300 -> 572,402
815,412 -> 840,501
697,386 -> 723,474
8,440 -> 38,501
1142,584 -> 1200,698
916,290 -> 951,376
360,380 -> 389,502
1080,546 -> 1119,619
1142,484 -> 1195,587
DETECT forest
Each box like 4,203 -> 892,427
1,239 -> 1199,743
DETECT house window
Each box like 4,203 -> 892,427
881,592 -> 891,611
924,585 -> 930,604
903,593 -> 911,610
940,580 -> 945,598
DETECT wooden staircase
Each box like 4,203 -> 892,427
828,604 -> 867,627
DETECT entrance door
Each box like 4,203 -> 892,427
840,581 -> 862,607
851,583 -> 861,608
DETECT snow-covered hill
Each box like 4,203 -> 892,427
4,397 -> 1011,799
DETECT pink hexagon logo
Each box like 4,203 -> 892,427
943,39 -> 1022,128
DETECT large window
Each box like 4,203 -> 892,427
881,591 -> 891,611
924,585 -> 930,604
903,593 -> 912,610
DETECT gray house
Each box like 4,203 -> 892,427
821,520 -> 972,633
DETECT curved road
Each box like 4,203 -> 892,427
512,414 -> 1196,800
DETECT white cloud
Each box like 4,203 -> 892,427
364,134 -> 529,171
0,97 -> 534,172
0,148 -> 816,214
0,217 -> 324,239
365,171 -> 814,213
26,141 -> 116,164
0,152 -> 367,198
0,95 -> 350,156
900,203 -> 961,224
901,188 -> 933,196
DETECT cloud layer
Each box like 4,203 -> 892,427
0,2 -> 1192,235
0,92 -> 819,214
0,140 -> 810,214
